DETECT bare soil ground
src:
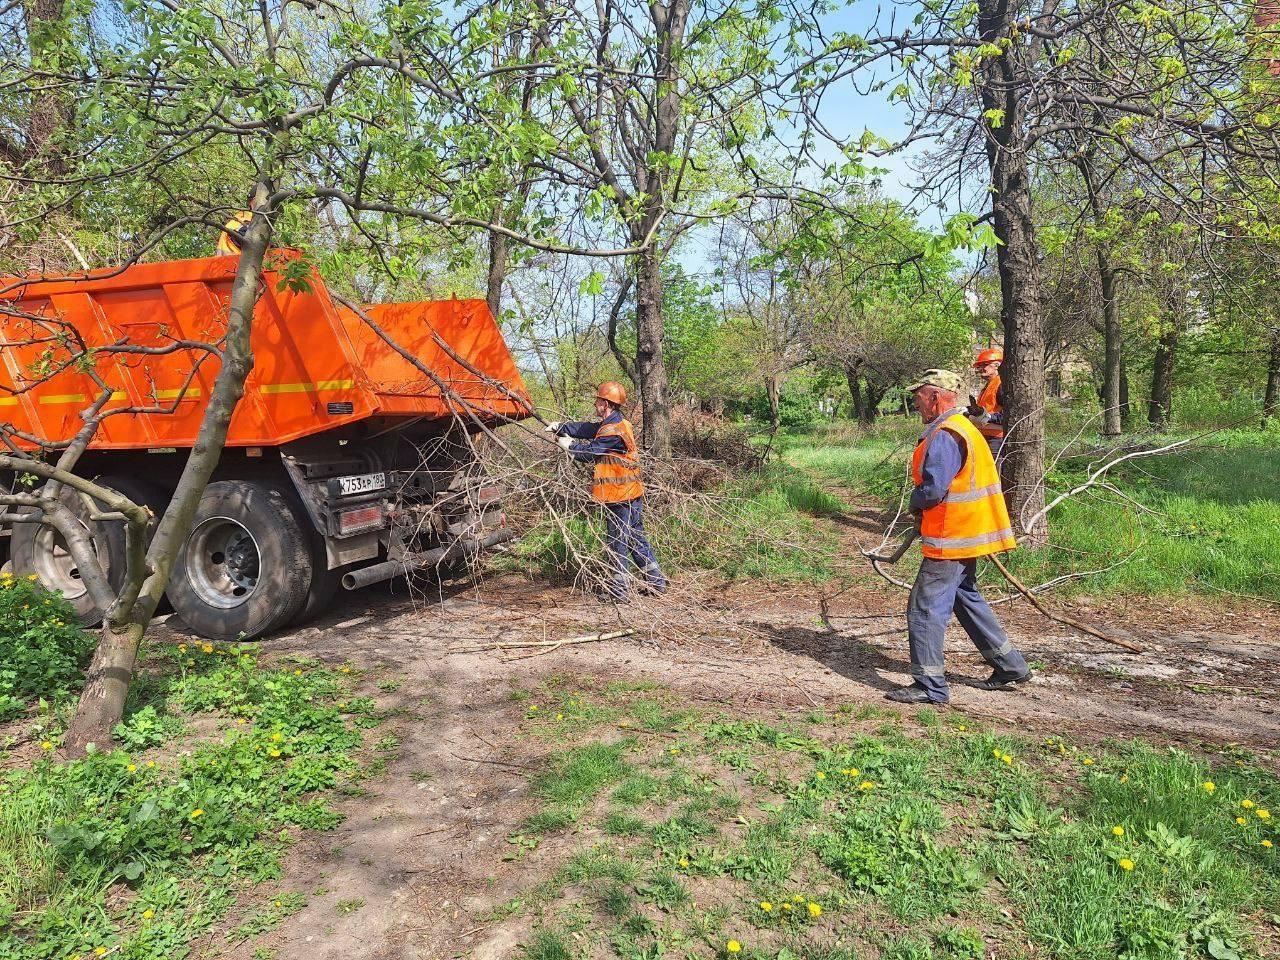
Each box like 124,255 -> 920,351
154,544 -> 1280,959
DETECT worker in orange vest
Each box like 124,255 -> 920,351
966,347 -> 1006,458
215,189 -> 258,256
546,382 -> 668,602
886,369 -> 1032,705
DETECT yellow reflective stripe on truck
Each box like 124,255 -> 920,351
0,396 -> 18,407
38,393 -> 87,404
259,379 -> 354,395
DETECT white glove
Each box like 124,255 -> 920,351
544,421 -> 562,433
556,435 -> 573,451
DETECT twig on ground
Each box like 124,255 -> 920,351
991,555 -> 1144,653
447,629 -> 635,654
785,672 -> 821,707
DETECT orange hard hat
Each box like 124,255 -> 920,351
596,381 -> 628,406
974,347 -> 1004,368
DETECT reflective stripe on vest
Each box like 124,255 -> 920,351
977,375 -> 1004,438
592,418 -> 644,503
911,412 -> 1017,560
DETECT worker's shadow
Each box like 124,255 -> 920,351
748,616 -> 908,695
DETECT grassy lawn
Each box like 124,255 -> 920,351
0,578 -> 381,960
502,677 -> 1280,960
781,422 -> 1280,602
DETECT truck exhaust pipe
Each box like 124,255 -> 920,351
341,527 -> 516,591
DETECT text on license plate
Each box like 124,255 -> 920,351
338,472 -> 387,496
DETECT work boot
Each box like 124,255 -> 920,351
595,589 -> 630,605
638,581 -> 668,597
976,668 -> 1033,691
885,684 -> 948,705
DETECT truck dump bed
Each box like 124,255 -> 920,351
0,255 -> 530,450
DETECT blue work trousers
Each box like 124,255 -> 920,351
603,498 -> 667,598
906,557 -> 1028,702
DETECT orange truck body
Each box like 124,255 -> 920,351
0,254 -> 530,446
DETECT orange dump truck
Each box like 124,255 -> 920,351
0,254 -> 531,640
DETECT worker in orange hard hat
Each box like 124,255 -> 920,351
967,347 -> 1006,459
545,382 -> 668,602
215,188 -> 259,256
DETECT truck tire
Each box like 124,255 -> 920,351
9,487 -> 113,625
167,480 -> 312,642
289,531 -> 345,627
94,475 -> 170,599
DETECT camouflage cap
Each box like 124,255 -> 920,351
905,369 -> 966,394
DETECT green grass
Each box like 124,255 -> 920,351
506,678 -> 1280,960
0,640 -> 377,960
782,420 -> 1280,601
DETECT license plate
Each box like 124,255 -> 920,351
338,472 -> 386,496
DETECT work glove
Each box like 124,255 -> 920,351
556,435 -> 574,451
544,421 -> 562,433
965,395 -> 986,420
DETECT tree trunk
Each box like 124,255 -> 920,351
845,366 -> 864,422
977,11 -> 1048,543
764,375 -> 780,432
64,201 -> 274,756
633,245 -> 671,455
1263,326 -> 1280,426
24,0 -> 69,170
1097,252 -> 1123,437
486,224 -> 508,320
1147,322 -> 1178,431
862,381 -> 886,423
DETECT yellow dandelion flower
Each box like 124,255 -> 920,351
815,772 -> 826,780
1118,858 -> 1135,871
726,941 -> 742,954
145,760 -> 155,768
236,718 -> 247,725
126,764 -> 137,773
201,643 -> 213,653
1000,754 -> 1012,764
992,749 -> 1001,758
1262,840 -> 1273,849
1119,775 -> 1129,783
1242,799 -> 1255,809
1202,781 -> 1216,793
556,713 -> 564,721
26,573 -> 38,581
142,909 -> 154,919
268,748 -> 282,758
669,748 -> 680,755
858,781 -> 875,791
678,858 -> 689,868
1111,826 -> 1124,837
792,894 -> 805,902
1082,758 -> 1095,766
292,669 -> 301,676
93,949 -> 107,957
781,903 -> 792,911
956,724 -> 967,731
1258,810 -> 1271,820
40,741 -> 53,751
529,705 -> 539,711
189,808 -> 204,819
807,902 -> 822,917
759,901 -> 773,912
270,732 -> 283,742
178,643 -> 188,652
1236,817 -> 1247,825
341,666 -> 351,673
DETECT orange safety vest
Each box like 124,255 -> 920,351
976,374 -> 1004,438
591,418 -> 644,503
911,412 -> 1017,560
216,212 -> 252,256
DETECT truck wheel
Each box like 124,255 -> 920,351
167,480 -> 312,642
289,532 -> 345,627
9,487 -> 112,625
94,475 -> 170,598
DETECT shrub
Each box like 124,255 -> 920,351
0,575 -> 95,721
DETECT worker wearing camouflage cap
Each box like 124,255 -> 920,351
887,369 -> 1032,704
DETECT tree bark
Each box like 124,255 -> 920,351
764,375 -> 780,432
978,0 -> 1048,543
64,202 -> 274,756
633,245 -> 671,454
1262,326 -> 1279,426
486,222 -> 508,320
1147,321 -> 1178,431
1075,138 -> 1124,438
1119,354 -> 1132,429
862,380 -> 886,423
23,0 -> 69,171
845,366 -> 864,422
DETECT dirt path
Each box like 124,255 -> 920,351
166,546 -> 1279,959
